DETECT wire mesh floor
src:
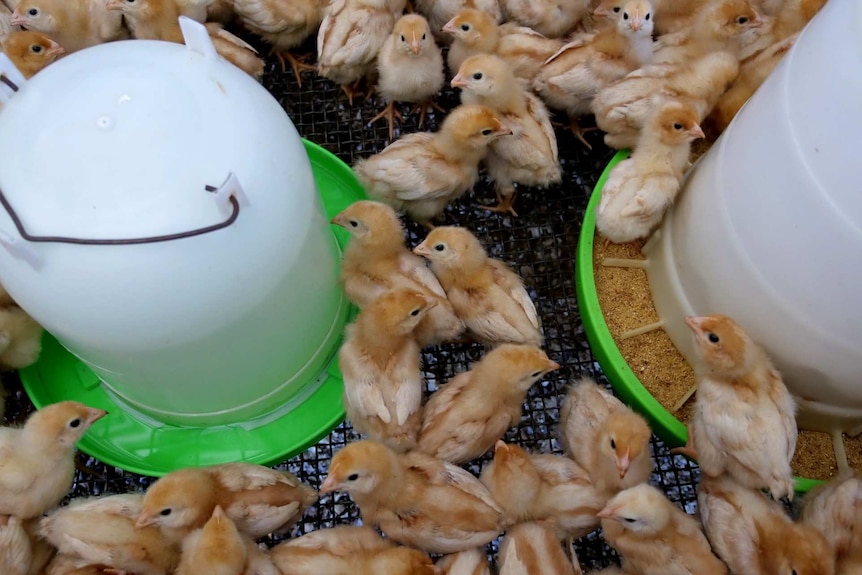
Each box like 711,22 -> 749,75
0,45 -> 701,571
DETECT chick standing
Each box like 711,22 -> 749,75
453,54 -> 560,216
679,314 -> 798,501
354,105 -> 511,226
372,14 -> 444,139
339,289 -> 436,452
0,401 -> 106,519
414,226 -> 543,347
319,440 -> 504,554
331,200 -> 464,346
9,0 -> 127,53
498,521 -> 577,575
413,0 -> 502,42
418,344 -> 560,464
600,483 -> 728,575
559,377 -> 652,496
1,30 -> 63,78
800,470 -> 862,575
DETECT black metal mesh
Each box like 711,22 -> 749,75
0,45 -> 701,571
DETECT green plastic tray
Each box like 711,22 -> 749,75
575,150 -> 820,493
19,140 -> 364,477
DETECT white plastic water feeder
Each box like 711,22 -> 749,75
0,19 -> 365,475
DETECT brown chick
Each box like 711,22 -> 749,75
698,474 -> 834,575
1,29 -> 63,78
600,483 -> 728,575
175,506 -> 247,575
800,470 -> 862,575
680,314 -> 797,501
339,289 -> 436,452
9,0 -> 127,53
498,521 -> 577,575
532,0 -> 654,148
414,0 -> 502,43
372,14 -> 445,139
0,300 -> 43,369
331,200 -> 464,346
443,9 -> 563,83
39,493 -> 180,575
0,516 -> 32,575
737,0 -> 826,60
559,377 -> 652,496
414,226 -> 543,347
418,344 -> 560,464
136,462 -> 317,541
436,548 -> 493,575
453,54 -> 560,216
0,401 -> 106,519
230,0 -> 325,85
353,104 -> 511,227
480,441 -> 607,540
500,0 -> 591,38
319,440 -> 505,554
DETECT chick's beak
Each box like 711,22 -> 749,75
617,452 -> 631,479
413,241 -> 431,256
88,408 -> 108,423
330,215 -> 343,226
494,440 -> 509,454
442,18 -> 457,34
105,0 -> 123,10
319,475 -> 338,495
451,73 -> 468,88
630,19 -> 642,31
45,41 -> 65,57
547,360 -> 561,371
9,11 -> 26,25
596,504 -> 618,519
410,40 -> 421,55
688,125 -> 705,140
135,514 -> 154,529
684,316 -> 705,333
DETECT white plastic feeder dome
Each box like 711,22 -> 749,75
644,0 -> 862,453
0,19 -> 362,474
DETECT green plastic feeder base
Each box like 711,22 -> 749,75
575,150 -> 820,493
19,140 -> 364,477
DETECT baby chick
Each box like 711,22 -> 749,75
353,104 -> 511,226
10,0 -> 127,53
229,0 -> 325,84
453,54 -> 561,216
320,440 -> 504,554
414,226 -> 543,347
480,441 -> 607,540
600,483 -> 728,575
500,0 -> 590,38
559,377 -> 652,496
0,401 -> 106,519
437,549 -> 493,575
681,314 -> 797,501
339,289 -> 435,451
650,0 -> 710,33
136,462 -> 317,540
372,14 -> 444,139
0,516 -> 32,575
332,200 -> 464,346
1,3 -> 20,41
498,521 -> 576,575
418,344 -> 560,464
317,0 -> 405,104
533,0 -> 654,148
414,0 -> 502,42
1,29 -> 62,78
175,506 -> 247,575
737,0 -> 825,60
0,299 -> 43,369
593,50 -> 739,149
800,470 -> 862,575
595,100 -> 704,244
698,474 -> 834,575
39,493 -> 180,575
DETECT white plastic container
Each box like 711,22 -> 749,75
0,19 -> 347,427
645,0 -> 862,436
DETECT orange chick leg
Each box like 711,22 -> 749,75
569,118 -> 599,150
670,423 -> 699,461
411,99 -> 447,128
340,80 -> 365,106
272,50 -> 316,86
482,188 -> 519,217
368,101 -> 404,140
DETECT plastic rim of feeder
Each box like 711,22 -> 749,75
574,150 -> 820,493
18,140 -> 364,477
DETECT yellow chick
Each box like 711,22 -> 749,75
175,506 -> 247,575
320,440 -> 505,554
0,401 -> 106,519
453,54 -> 561,216
437,548 -> 493,575
1,30 -> 63,79
596,100 -> 704,244
317,0 -> 405,104
500,0 -> 591,38
339,289 -> 436,452
498,521 -> 576,575
372,14 -> 445,139
480,441 -> 607,540
136,462 -> 317,540
0,300 -> 43,370
229,0 -> 325,84
353,105 -> 511,227
593,50 -> 739,150
737,0 -> 826,60
0,516 -> 32,575
698,474 -> 834,575
39,493 -> 180,575
414,226 -> 543,347
418,344 -> 560,464
559,377 -> 652,496
681,314 -> 798,501
600,483 -> 728,575
331,200 -> 464,346
800,470 -> 862,575
10,0 -> 127,53
532,0 -> 654,148
414,0 -> 502,42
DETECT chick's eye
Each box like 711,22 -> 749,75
347,473 -> 359,481
623,517 -> 636,523
27,7 -> 38,15
348,220 -> 358,227
791,571 -> 797,575
69,418 -> 81,428
472,72 -> 482,80
673,122 -> 683,130
645,12 -> 650,19
530,370 -> 542,377
31,45 -> 42,53
434,243 -> 445,251
481,128 -> 492,136
623,11 -> 629,19
160,508 -> 172,516
410,308 -> 421,316
421,33 -> 426,40
612,5 -> 620,12
707,332 -> 720,344
610,438 -> 616,450
737,16 -> 748,24
400,34 -> 406,42
460,23 -> 470,31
